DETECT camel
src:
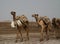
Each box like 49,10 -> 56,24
32,14 -> 52,41
52,17 -> 60,29
10,11 -> 29,42
52,17 -> 60,39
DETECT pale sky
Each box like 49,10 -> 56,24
0,0 -> 60,21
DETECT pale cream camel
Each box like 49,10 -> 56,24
10,11 -> 29,42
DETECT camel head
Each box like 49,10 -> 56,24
32,14 -> 39,22
11,11 -> 16,16
10,11 -> 16,21
32,14 -> 38,18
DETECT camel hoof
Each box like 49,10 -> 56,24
56,37 -> 60,39
15,40 -> 18,43
46,38 -> 49,41
20,39 -> 23,42
40,39 -> 44,42
27,37 -> 29,40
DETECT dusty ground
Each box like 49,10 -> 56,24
0,33 -> 60,44
0,22 -> 60,44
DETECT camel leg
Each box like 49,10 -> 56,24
19,29 -> 23,42
54,30 -> 56,39
25,28 -> 29,40
45,25 -> 49,41
46,29 -> 49,40
15,30 -> 20,42
53,28 -> 57,39
46,24 -> 52,40
16,27 -> 23,42
40,27 -> 44,41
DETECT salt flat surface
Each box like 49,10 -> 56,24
0,33 -> 60,44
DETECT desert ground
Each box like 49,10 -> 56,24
0,22 -> 60,44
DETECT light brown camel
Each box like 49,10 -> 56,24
32,14 -> 52,41
10,11 -> 29,42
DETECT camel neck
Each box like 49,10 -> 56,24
12,14 -> 16,21
35,17 -> 38,22
35,17 -> 42,22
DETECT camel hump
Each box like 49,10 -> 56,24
19,15 -> 29,25
43,16 -> 50,24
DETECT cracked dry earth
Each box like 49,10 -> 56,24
0,33 -> 60,44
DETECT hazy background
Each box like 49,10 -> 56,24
0,0 -> 60,21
